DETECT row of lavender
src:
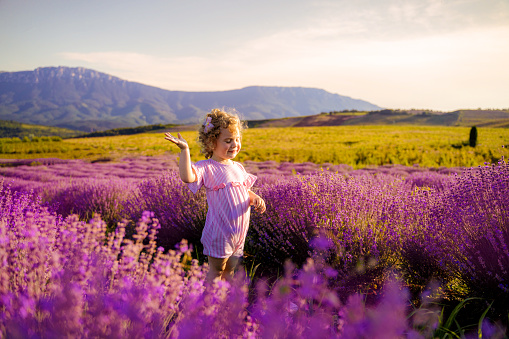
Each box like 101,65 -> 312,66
0,155 -> 460,227
1,156 -> 508,336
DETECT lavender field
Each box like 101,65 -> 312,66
1,155 -> 508,337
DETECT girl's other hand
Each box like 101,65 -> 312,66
164,132 -> 189,150
251,195 -> 266,214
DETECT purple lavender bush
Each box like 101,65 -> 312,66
44,178 -> 138,230
4,206 -> 220,338
122,170 -> 207,250
404,170 -> 455,191
0,179 -> 48,225
432,160 -> 509,297
0,156 -> 179,231
397,158 -> 509,319
0,188 -> 207,338
247,171 -> 424,288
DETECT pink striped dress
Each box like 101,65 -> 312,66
187,159 -> 257,258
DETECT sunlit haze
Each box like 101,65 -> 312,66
1,0 -> 508,111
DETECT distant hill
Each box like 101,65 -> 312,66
0,66 -> 382,132
247,109 -> 509,128
342,109 -> 509,128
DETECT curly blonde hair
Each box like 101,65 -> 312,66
198,108 -> 246,159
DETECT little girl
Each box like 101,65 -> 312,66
164,108 -> 266,282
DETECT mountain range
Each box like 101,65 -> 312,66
0,67 -> 382,132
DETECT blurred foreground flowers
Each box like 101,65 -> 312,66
0,189 -> 441,338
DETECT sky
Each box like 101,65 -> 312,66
1,0 -> 508,111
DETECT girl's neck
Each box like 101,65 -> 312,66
210,155 -> 233,165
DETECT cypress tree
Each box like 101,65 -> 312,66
469,126 -> 478,147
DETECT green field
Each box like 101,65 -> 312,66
1,125 -> 508,168
0,119 -> 80,138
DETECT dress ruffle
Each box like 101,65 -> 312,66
187,164 -> 202,194
208,179 -> 254,191
244,173 -> 257,189
188,162 -> 257,193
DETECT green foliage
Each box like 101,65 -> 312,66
0,120 -> 22,136
320,109 -> 368,116
76,123 -> 178,138
431,298 -> 501,339
0,119 -> 80,138
469,126 -> 478,147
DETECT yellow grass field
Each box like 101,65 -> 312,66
1,125 -> 508,168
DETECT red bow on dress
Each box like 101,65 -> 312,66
212,182 -> 247,191
212,183 -> 226,191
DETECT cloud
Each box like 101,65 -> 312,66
59,1 -> 509,110
312,0 -> 509,40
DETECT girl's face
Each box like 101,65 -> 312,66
211,127 -> 241,163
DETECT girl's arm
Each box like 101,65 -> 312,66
248,190 -> 266,214
164,132 -> 196,183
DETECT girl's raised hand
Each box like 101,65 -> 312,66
164,132 -> 189,150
